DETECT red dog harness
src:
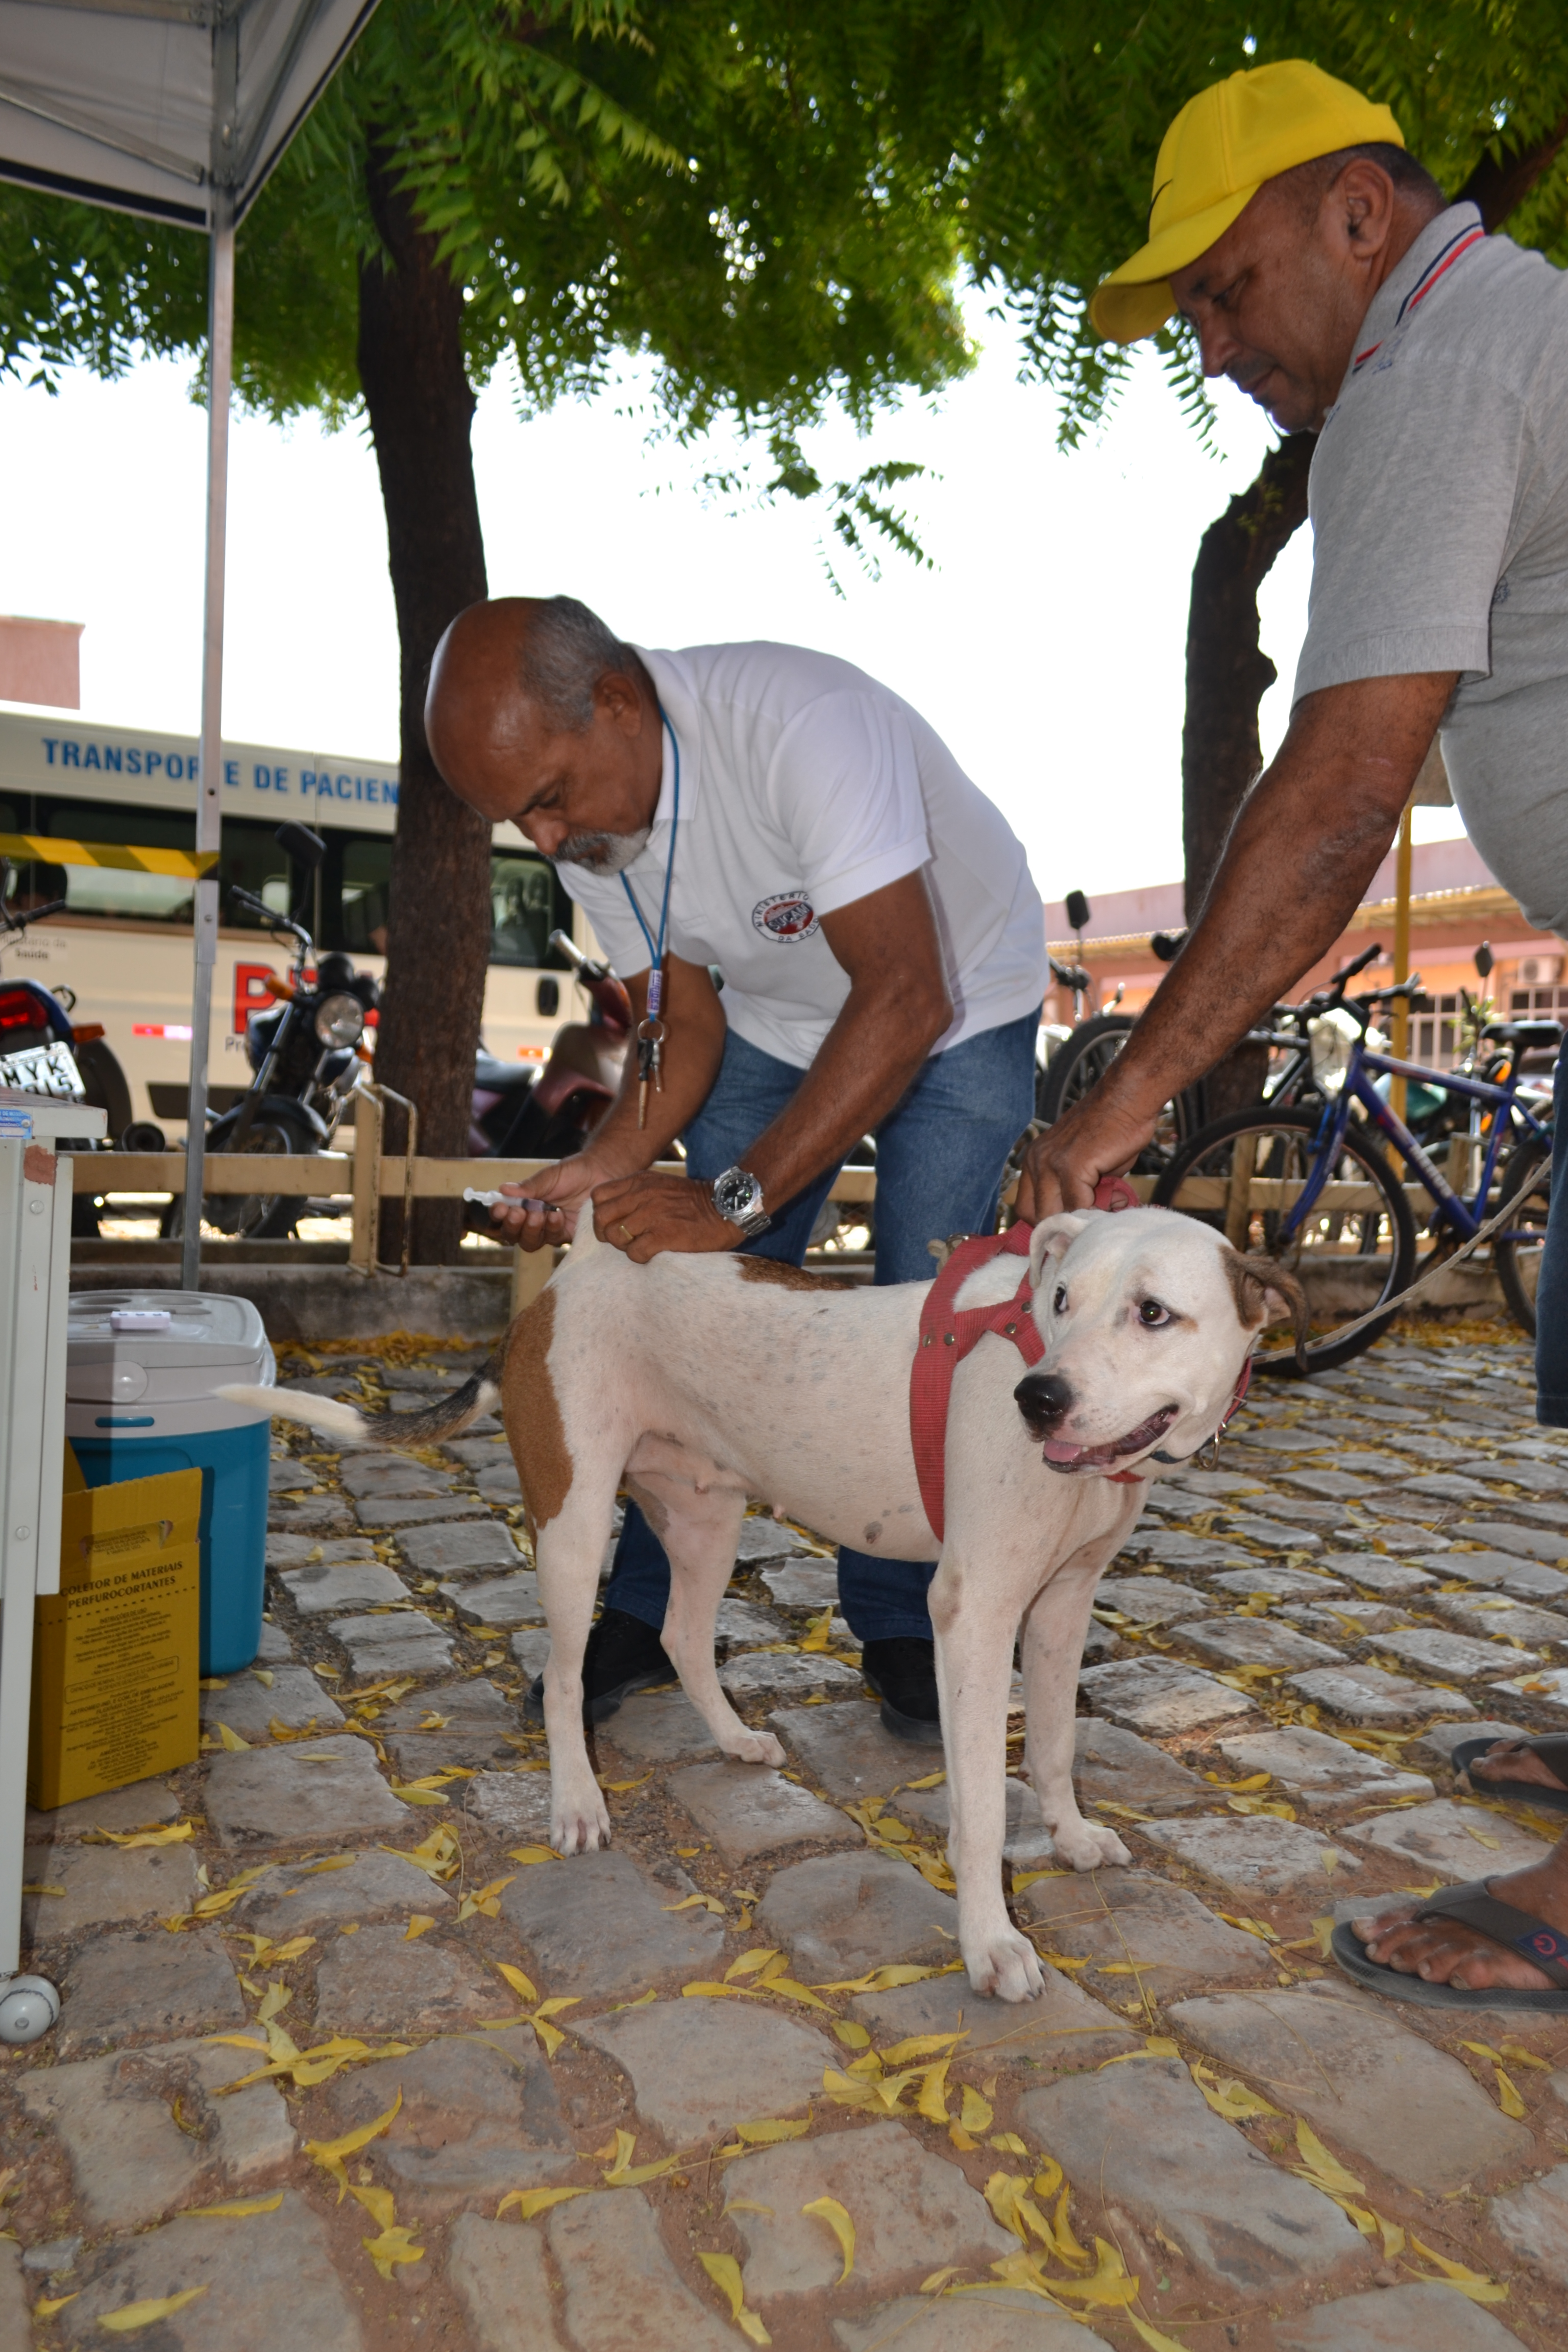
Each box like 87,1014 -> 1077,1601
908,1182 -> 1250,1543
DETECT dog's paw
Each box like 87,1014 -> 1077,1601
723,1729 -> 786,1768
551,1788 -> 611,1855
964,1925 -> 1045,2004
1051,1820 -> 1132,1872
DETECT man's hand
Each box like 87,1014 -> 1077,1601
1016,1092 -> 1155,1220
489,1150 -> 617,1250
590,1170 -> 738,1261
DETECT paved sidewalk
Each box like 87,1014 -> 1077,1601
6,1325 -> 1568,2350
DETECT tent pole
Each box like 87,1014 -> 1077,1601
181,183 -> 235,1293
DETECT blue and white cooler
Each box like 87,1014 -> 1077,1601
64,1292 -> 276,1675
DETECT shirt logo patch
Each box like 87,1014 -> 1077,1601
752,891 -> 819,943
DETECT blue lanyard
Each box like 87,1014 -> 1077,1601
619,712 -> 679,1019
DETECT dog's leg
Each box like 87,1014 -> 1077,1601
534,1496 -> 615,1855
929,1548 -> 1046,2003
1021,1551 -> 1132,1874
657,1488 -> 786,1769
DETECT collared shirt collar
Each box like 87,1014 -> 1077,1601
1345,200 -> 1485,380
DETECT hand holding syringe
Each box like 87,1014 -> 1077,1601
463,1186 -> 555,1214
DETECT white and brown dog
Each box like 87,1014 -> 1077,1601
234,1205 -> 1302,2004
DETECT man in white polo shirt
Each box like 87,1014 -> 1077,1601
1018,58 -> 1568,2008
426,595 -> 1047,1741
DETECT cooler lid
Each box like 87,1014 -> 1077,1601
66,1289 -> 274,1377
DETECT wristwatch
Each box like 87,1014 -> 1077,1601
712,1165 -> 769,1238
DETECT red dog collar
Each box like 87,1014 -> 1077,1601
908,1182 -> 1251,1538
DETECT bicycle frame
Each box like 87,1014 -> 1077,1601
1282,1038 -> 1550,1245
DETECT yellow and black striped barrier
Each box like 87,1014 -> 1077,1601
0,834 -> 219,878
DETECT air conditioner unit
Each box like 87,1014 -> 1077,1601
1516,955 -> 1563,987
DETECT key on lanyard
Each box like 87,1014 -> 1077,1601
635,1017 -> 665,1131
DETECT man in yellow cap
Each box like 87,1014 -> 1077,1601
1018,58 -> 1568,2015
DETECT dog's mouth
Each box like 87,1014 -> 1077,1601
1040,1404 -> 1178,1475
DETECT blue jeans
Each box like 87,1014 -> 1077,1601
1536,1046 -> 1568,1423
604,1011 -> 1039,1640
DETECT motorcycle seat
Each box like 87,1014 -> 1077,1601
474,1050 -> 537,1093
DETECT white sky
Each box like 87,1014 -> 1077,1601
0,285 -> 1463,908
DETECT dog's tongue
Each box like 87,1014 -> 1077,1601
1041,1439 -> 1085,1462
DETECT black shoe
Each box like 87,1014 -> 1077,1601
860,1637 -> 943,1745
524,1606 -> 677,1725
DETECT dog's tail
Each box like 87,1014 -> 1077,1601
218,1343 -> 507,1452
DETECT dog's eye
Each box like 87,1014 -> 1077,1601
1138,1297 -> 1170,1328
1053,1284 -> 1067,1315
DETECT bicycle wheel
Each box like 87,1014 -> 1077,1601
1152,1104 -> 1416,1375
1494,1134 -> 1552,1337
1037,1013 -> 1193,1173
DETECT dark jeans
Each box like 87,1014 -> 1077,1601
1536,1044 -> 1568,1424
604,1010 -> 1039,1640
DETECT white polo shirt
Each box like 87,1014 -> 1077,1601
555,641 -> 1048,1070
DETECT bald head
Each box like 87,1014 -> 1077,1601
425,596 -> 663,868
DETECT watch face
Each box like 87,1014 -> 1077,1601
715,1169 -> 760,1220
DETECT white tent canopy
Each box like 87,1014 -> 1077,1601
0,0 -> 374,227
0,0 -> 378,1286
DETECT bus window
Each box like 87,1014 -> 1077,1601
334,837 -> 391,955
491,852 -> 571,967
37,799 -> 195,923
219,819 -> 296,930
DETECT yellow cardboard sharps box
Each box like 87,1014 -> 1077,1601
28,1461 -> 203,1809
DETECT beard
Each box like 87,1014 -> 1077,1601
553,825 -> 652,874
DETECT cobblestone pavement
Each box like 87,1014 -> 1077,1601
7,1323 -> 1568,2350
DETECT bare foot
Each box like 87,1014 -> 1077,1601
1350,1840 -> 1568,1992
1467,1739 -> 1568,1793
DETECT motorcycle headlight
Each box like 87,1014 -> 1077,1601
1308,1009 -> 1358,1095
314,991 -> 365,1049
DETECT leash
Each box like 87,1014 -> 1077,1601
1297,1179 -> 1541,1357
909,1177 -> 1250,1540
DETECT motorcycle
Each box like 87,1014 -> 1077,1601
467,926 -> 631,1176
0,862 -> 153,1232
163,823 -> 377,1241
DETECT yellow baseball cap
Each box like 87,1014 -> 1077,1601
1090,59 -> 1404,343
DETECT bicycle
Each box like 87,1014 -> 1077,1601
1152,982 -> 1556,1375
1036,933 -> 1198,1175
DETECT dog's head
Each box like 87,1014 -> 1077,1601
1010,1206 -> 1306,1477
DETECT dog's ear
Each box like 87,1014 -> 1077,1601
1028,1212 -> 1092,1292
1224,1247 -> 1310,1370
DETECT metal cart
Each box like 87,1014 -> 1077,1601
0,1090 -> 106,2042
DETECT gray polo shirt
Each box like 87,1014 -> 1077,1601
1295,201 -> 1568,933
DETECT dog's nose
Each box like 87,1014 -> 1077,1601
1014,1370 -> 1074,1439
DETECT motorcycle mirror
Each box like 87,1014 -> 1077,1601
1065,889 -> 1091,934
1474,939 -> 1494,981
275,821 -> 326,871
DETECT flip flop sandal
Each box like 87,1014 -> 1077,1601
1332,1876 -> 1568,2011
1450,1734 -> 1568,1814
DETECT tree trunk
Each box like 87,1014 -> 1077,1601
1180,432 -> 1313,1116
358,138 -> 492,1265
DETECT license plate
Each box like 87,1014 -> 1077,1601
0,1039 -> 85,1099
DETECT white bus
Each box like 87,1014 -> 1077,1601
0,705 -> 590,1137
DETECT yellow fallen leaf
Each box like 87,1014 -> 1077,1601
697,2251 -> 772,2345
1052,2186 -> 1091,2268
757,1975 -> 835,2014
99,2286 -> 208,2331
1126,2314 -> 1194,2352
989,2132 -> 1027,2156
22,1882 -> 65,1897
361,2223 -> 424,2280
1408,2236 -> 1509,2304
920,2266 -> 960,2294
724,1949 -> 780,1982
1309,1914 -> 1336,1959
602,2127 -> 685,2188
404,1914 -> 437,1941
1293,2119 -> 1365,2197
380,1824 -> 461,1880
960,2085 -> 994,2133
183,2191 -> 284,2218
251,1668 -> 275,1688
390,1786 -> 449,1806
215,1723 -> 251,1752
497,2185 -> 592,2221
32,2293 -> 79,2317
916,2062 -> 951,2123
95,1822 -> 195,1848
1098,2037 -> 1179,2067
823,2067 -> 878,2108
506,1845 -> 559,1866
1378,2215 -> 1406,2263
265,1936 -> 316,1964
1190,2063 -> 1281,2122
1049,2237 -> 1139,2308
723,2199 -> 776,2219
496,1962 -> 540,2003
456,1876 -> 514,1922
598,1773 -> 653,1794
255,1981 -> 292,2025
1494,2066 -> 1527,2119
984,2173 -> 1052,2249
305,2089 -> 402,2196
664,1893 -> 725,1915
802,2195 -> 854,2283
1499,2038 -> 1552,2071
879,2032 -> 967,2065
811,1962 -> 963,1994
736,2116 -> 811,2144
